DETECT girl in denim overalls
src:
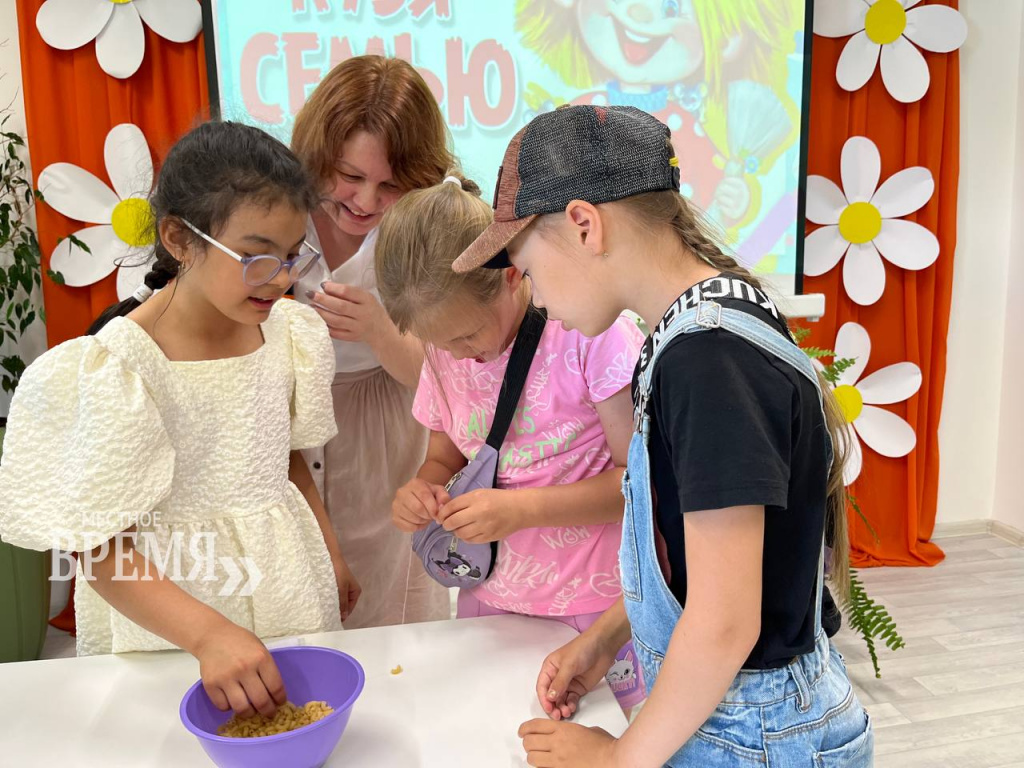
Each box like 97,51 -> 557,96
453,104 -> 873,767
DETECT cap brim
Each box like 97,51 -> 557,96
453,214 -> 537,273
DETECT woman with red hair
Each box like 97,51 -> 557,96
291,55 -> 455,629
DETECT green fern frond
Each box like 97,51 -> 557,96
842,570 -> 906,678
790,318 -> 905,677
801,346 -> 835,360
790,325 -> 811,345
822,357 -> 857,386
847,494 -> 880,544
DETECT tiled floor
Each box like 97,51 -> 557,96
38,533 -> 1024,764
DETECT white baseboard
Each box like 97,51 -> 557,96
932,518 -> 1024,545
931,520 -> 992,539
991,520 -> 1024,548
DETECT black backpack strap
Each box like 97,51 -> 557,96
486,306 -> 546,453
466,306 -> 545,577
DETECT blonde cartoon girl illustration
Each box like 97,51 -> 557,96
516,0 -> 801,230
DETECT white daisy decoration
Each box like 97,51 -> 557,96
805,136 -> 938,306
830,322 -> 922,485
35,0 -> 202,80
38,123 -> 154,301
814,0 -> 968,103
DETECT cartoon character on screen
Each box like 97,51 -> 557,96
435,551 -> 483,581
516,0 -> 801,231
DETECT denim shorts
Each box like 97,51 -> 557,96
660,631 -> 873,766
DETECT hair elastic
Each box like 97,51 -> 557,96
132,284 -> 154,303
442,175 -> 463,188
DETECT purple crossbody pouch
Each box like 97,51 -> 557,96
411,307 -> 546,589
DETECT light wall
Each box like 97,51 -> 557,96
991,3 -> 1024,533
937,0 -> 1024,527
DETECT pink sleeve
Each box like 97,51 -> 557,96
579,315 -> 645,403
411,353 -> 444,432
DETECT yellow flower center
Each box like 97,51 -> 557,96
111,198 -> 155,247
834,385 -> 864,424
865,0 -> 907,45
838,201 -> 882,244
109,0 -> 134,5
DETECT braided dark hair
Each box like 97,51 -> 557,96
87,121 -> 318,335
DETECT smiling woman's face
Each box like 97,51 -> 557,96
321,130 -> 403,238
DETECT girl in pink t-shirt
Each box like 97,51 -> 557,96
375,175 -> 645,709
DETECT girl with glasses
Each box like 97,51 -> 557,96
0,120 -> 355,721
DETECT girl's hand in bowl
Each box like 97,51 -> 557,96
194,622 -> 287,719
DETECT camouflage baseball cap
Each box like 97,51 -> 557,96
453,104 -> 680,273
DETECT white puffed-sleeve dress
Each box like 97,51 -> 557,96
0,299 -> 342,655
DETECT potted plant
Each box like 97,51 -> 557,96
0,105 -> 65,663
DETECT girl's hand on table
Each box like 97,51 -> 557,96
535,630 -> 618,721
518,720 -> 620,768
195,622 -> 286,718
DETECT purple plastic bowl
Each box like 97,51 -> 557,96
179,646 -> 365,768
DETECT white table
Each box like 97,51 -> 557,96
0,615 -> 628,766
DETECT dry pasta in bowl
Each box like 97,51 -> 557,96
217,701 -> 335,738
180,645 -> 364,768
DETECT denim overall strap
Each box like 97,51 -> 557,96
622,298 -> 870,765
633,300 -> 828,636
636,301 -> 825,430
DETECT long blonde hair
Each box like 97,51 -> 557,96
374,176 -> 512,335
543,189 -> 851,601
376,177 -> 535,427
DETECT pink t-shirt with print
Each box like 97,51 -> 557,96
412,314 -> 644,617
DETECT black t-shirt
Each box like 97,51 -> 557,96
632,282 -> 839,670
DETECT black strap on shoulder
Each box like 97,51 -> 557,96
486,306 -> 546,452
637,274 -> 783,379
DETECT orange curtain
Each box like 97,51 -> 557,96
804,3 -> 958,567
16,0 -> 210,348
